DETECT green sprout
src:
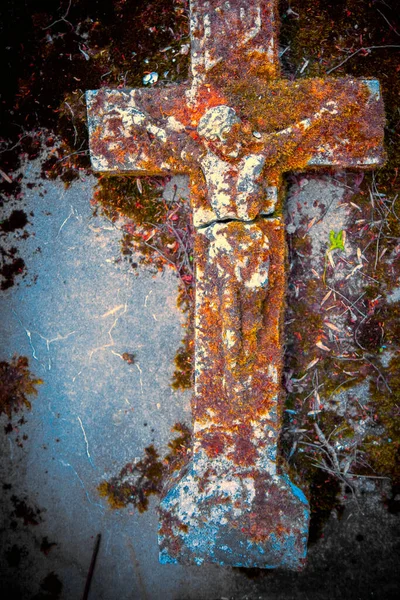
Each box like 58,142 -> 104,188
328,230 -> 345,252
323,230 -> 345,283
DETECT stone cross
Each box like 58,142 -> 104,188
86,0 -> 385,569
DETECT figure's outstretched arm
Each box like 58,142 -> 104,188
86,86 -> 196,174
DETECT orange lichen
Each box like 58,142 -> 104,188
193,218 -> 286,464
89,74 -> 384,201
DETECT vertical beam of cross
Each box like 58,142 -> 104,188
189,0 -> 280,86
86,0 -> 385,569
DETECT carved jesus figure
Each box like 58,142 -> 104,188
196,105 -> 271,402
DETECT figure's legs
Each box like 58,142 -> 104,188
207,221 -> 270,395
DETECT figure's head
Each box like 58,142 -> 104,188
198,105 -> 239,141
197,105 -> 242,157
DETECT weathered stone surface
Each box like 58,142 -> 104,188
87,76 -> 384,229
86,0 -> 386,569
188,0 -> 279,82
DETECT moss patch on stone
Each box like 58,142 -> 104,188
0,355 -> 43,418
97,423 -> 192,511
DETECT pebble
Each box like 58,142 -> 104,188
143,72 -> 158,85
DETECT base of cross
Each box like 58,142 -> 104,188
159,453 -> 309,569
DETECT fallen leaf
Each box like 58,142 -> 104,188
303,217 -> 317,237
321,290 -> 332,306
0,169 -> 12,184
345,264 -> 363,280
305,358 -> 320,371
316,341 -> 330,351
144,230 -> 156,242
306,216 -> 316,231
325,321 -> 341,332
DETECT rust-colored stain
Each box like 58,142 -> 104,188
86,0 -> 386,569
193,219 -> 285,461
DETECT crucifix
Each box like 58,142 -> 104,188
86,0 -> 385,569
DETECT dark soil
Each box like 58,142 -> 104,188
10,495 -> 43,526
0,0 -> 189,289
0,210 -> 29,233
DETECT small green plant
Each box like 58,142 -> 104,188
328,230 -> 345,252
323,229 -> 345,283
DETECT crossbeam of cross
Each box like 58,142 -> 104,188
86,0 -> 385,569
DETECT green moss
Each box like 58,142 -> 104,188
171,345 -> 193,390
285,276 -> 325,371
171,307 -> 194,391
365,437 -> 400,483
323,374 -> 365,399
164,422 -> 192,472
363,348 -> 400,484
98,445 -> 164,512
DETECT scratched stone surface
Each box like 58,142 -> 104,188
0,161 -> 200,599
1,164 -> 400,598
86,0 -> 385,570
86,0 -> 386,569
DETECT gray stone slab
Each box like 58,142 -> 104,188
0,161 -> 235,599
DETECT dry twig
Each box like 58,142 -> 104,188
326,45 -> 400,74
